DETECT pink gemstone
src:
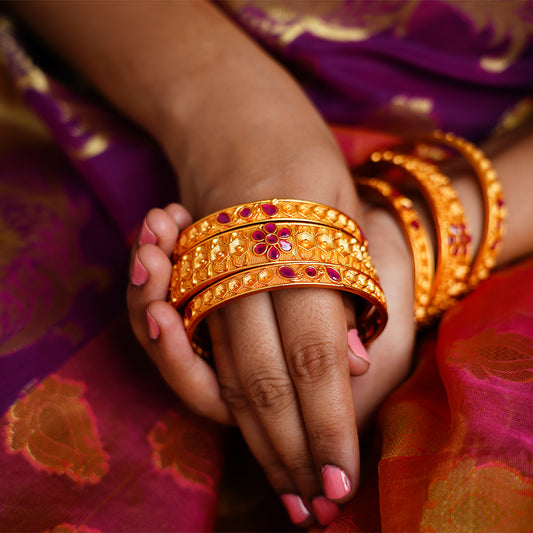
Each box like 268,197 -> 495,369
240,207 -> 252,218
326,267 -> 340,282
305,266 -> 317,277
265,222 -> 276,234
266,234 -> 279,245
252,230 -> 266,241
497,198 -> 505,208
262,203 -> 278,216
278,227 -> 290,239
411,220 -> 419,229
217,212 -> 231,224
451,247 -> 459,256
254,243 -> 267,255
279,240 -> 292,252
448,236 -> 456,244
268,247 -> 280,260
391,189 -> 401,197
279,266 -> 296,279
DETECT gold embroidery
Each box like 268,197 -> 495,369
223,1 -> 533,72
6,375 -> 109,484
421,458 -> 533,532
391,95 -> 434,116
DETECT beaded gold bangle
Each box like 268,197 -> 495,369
175,198 -> 366,258
369,151 -> 473,321
414,130 -> 506,288
170,221 -> 376,310
357,177 -> 435,324
182,261 -> 388,352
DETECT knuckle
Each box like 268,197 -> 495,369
246,374 -> 294,412
289,337 -> 339,381
219,382 -> 249,412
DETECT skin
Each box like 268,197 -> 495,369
11,0 -> 533,526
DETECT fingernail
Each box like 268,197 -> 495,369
348,328 -> 370,364
281,494 -> 310,525
138,219 -> 158,246
321,464 -> 351,500
312,496 -> 339,526
131,252 -> 148,286
146,310 -> 160,340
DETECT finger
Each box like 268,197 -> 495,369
165,202 -> 193,230
342,295 -> 370,375
272,287 -> 359,503
217,294 -> 327,508
146,300 -> 233,425
208,309 -> 315,527
140,207 -> 181,255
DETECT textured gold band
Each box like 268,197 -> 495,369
369,151 -> 473,321
174,198 -> 366,257
357,177 -> 435,324
416,130 -> 506,288
182,261 -> 388,352
170,221 -> 376,310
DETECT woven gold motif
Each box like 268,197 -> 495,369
175,198 -> 366,257
370,151 -> 473,321
170,221 -> 375,309
357,177 -> 434,324
182,261 -> 387,348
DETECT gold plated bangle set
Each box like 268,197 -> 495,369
169,132 -> 506,354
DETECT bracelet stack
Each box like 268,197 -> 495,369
170,199 -> 388,355
358,131 -> 506,326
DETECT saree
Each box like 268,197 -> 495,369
1,2 -> 533,531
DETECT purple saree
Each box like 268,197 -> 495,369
1,2 -> 533,531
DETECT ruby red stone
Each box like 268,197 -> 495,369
279,266 -> 296,279
411,220 -> 419,229
254,243 -> 267,255
278,227 -> 290,239
266,234 -> 279,245
240,207 -> 252,218
268,247 -> 280,260
305,266 -> 317,277
252,230 -> 265,241
448,236 -> 456,244
497,198 -> 505,208
262,203 -> 278,216
327,267 -> 340,282
280,240 -> 292,252
265,222 -> 276,233
185,308 -> 192,319
217,212 -> 231,224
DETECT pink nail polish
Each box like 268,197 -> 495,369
139,219 -> 157,246
348,328 -> 370,364
131,253 -> 148,286
312,496 -> 339,526
281,494 -> 310,525
146,310 -> 160,340
321,465 -> 351,500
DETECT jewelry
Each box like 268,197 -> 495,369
182,261 -> 388,353
415,130 -> 506,288
357,177 -> 434,324
175,198 -> 366,257
170,221 -> 375,309
369,151 -> 472,321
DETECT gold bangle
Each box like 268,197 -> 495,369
369,151 -> 472,321
170,221 -> 376,310
182,261 -> 388,353
357,177 -> 434,325
174,198 -> 366,257
415,130 -> 506,288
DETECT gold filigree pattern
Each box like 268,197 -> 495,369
421,457 -> 533,532
369,151 -> 473,322
171,222 -> 374,309
357,177 -> 434,324
6,375 -> 109,484
450,328 -> 533,382
175,198 -> 365,257
148,408 -> 221,492
183,261 -> 387,348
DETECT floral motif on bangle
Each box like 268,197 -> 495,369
448,223 -> 472,256
252,222 -> 292,260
